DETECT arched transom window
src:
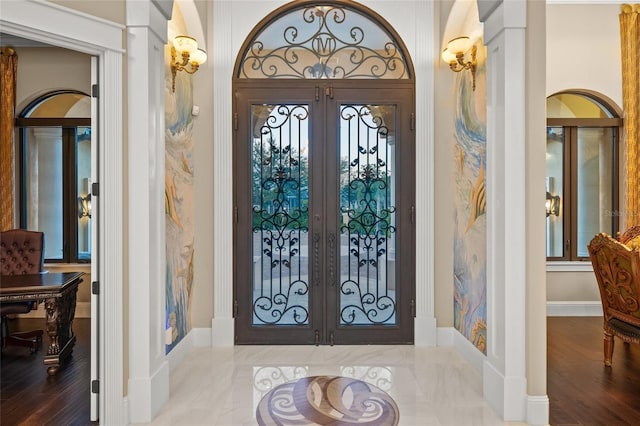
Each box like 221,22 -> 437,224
235,2 -> 412,80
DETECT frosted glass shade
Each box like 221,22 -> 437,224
446,36 -> 472,55
173,35 -> 198,54
441,48 -> 457,64
190,48 -> 207,65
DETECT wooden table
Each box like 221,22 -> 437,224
0,272 -> 84,375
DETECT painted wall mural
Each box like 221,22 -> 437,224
452,42 -> 487,354
165,54 -> 195,353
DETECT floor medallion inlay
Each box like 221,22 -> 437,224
256,375 -> 400,425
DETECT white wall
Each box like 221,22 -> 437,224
15,47 -> 91,113
547,4 -> 622,105
434,0 -> 456,327
546,3 -> 623,306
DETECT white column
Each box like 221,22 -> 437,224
481,0 -> 528,421
413,0 -> 437,346
126,0 -> 171,422
212,0 -> 235,345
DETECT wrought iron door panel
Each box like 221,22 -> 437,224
234,83 -> 414,345
338,104 -> 397,326
251,104 -> 310,326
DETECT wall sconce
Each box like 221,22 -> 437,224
78,194 -> 91,219
546,191 -> 560,217
171,35 -> 207,93
441,36 -> 477,91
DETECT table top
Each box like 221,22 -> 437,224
0,271 -> 84,298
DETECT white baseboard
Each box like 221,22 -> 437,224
414,315 -> 437,346
527,395 -> 550,426
546,301 -> 602,316
16,302 -> 91,318
436,326 -> 454,346
436,327 -> 485,373
438,327 -> 543,423
192,327 -> 212,347
483,361 -> 527,421
123,397 -> 130,426
167,331 -> 194,373
212,317 -> 234,346
166,327 -> 212,372
127,361 -> 169,423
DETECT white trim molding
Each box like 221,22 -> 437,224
481,0 -> 532,421
167,327 -> 213,372
439,327 -> 549,425
527,395 -> 550,426
212,0 -> 235,347
547,301 -> 603,316
126,0 -> 171,422
412,0 -> 437,347
546,261 -> 593,272
438,327 -> 486,373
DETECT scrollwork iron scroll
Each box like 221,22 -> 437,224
252,104 -> 310,325
238,4 -> 409,79
339,105 -> 397,325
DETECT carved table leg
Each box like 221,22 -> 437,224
43,285 -> 79,375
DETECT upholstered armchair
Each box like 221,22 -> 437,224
0,229 -> 46,353
588,225 -> 640,366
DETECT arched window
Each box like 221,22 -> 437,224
16,90 -> 91,263
546,90 -> 622,260
235,2 -> 412,80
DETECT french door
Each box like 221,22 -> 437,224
234,81 -> 415,345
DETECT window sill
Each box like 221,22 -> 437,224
44,263 -> 91,270
546,261 -> 593,272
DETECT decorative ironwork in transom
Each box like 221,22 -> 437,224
236,3 -> 410,79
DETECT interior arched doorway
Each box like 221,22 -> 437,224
232,1 -> 416,345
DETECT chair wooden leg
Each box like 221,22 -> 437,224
604,331 -> 614,366
5,330 -> 43,353
1,316 -> 43,354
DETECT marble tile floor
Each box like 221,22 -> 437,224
137,345 -> 528,426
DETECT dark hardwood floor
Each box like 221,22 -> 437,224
2,316 -> 640,425
1,318 -> 94,426
548,316 -> 640,426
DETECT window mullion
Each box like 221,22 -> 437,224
569,126 -> 579,261
63,128 -> 75,263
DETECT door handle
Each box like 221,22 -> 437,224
313,232 -> 321,286
328,233 -> 336,286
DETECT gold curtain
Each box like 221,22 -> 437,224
0,47 -> 17,231
621,4 -> 640,228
